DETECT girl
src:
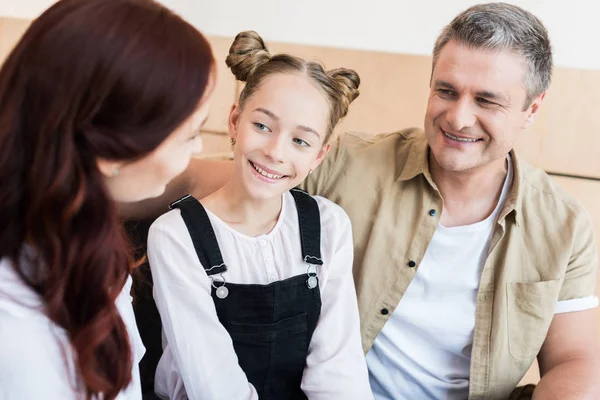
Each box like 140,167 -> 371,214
147,31 -> 373,399
0,0 -> 214,398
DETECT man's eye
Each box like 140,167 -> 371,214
438,89 -> 455,97
477,97 -> 496,106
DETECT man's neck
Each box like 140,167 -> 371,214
430,154 -> 508,228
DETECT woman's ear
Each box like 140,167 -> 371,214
96,158 -> 124,178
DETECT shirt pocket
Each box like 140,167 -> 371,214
506,279 -> 561,359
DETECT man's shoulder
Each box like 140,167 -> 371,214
339,128 -> 424,153
302,128 -> 425,197
517,158 -> 588,221
332,128 -> 425,175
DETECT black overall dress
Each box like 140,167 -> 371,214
170,188 -> 323,400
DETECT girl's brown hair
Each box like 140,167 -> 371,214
226,31 -> 360,141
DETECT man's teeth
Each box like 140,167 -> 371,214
252,163 -> 284,179
444,131 -> 479,142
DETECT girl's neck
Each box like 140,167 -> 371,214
201,178 -> 284,237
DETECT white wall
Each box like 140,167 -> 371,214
1,0 -> 598,70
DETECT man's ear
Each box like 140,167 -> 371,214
522,92 -> 546,130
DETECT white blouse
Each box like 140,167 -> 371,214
147,192 -> 372,400
0,257 -> 145,400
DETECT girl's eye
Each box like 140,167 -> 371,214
292,138 -> 309,147
253,122 -> 270,132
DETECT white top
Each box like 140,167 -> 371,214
366,155 -> 598,399
147,192 -> 372,400
0,256 -> 145,400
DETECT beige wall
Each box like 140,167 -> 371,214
2,16 -> 599,385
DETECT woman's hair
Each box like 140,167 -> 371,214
0,0 -> 214,398
226,31 -> 360,141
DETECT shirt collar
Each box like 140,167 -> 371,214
396,131 -> 523,226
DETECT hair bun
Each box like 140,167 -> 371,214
328,68 -> 360,118
226,31 -> 271,82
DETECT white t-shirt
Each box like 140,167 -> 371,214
366,155 -> 598,399
147,192 -> 373,400
0,256 -> 145,400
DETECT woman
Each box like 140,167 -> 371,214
0,0 -> 214,398
147,31 -> 373,399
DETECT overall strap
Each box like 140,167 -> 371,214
290,188 -> 323,266
169,195 -> 227,276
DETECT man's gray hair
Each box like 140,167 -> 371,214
432,2 -> 552,108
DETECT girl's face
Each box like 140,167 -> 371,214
229,73 -> 331,201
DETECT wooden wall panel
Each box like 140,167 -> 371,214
0,17 -> 29,62
515,70 -> 600,178
264,42 -> 431,136
196,131 -> 231,160
203,36 -> 237,133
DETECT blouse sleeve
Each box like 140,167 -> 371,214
300,202 -> 373,399
147,210 -> 258,400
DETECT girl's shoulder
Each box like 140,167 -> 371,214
286,191 -> 352,238
148,206 -> 189,243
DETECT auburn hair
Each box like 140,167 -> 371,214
0,0 -> 214,398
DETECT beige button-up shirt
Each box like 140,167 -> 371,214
300,128 -> 598,399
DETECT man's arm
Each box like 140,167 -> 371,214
533,309 -> 600,399
118,159 -> 234,220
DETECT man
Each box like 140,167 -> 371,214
298,3 -> 599,399
125,3 -> 600,399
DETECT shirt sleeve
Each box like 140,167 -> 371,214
300,204 -> 374,400
147,210 -> 258,400
0,316 -> 79,399
555,296 -> 599,314
558,205 -> 598,303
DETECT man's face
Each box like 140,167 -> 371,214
424,40 -> 543,174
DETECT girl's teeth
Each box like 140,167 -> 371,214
253,163 -> 283,179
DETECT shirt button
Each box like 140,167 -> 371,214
259,240 -> 267,246
380,308 -> 389,315
265,257 -> 272,264
269,274 -> 277,282
408,260 -> 416,268
429,209 -> 437,216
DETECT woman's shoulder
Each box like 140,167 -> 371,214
0,302 -> 77,394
